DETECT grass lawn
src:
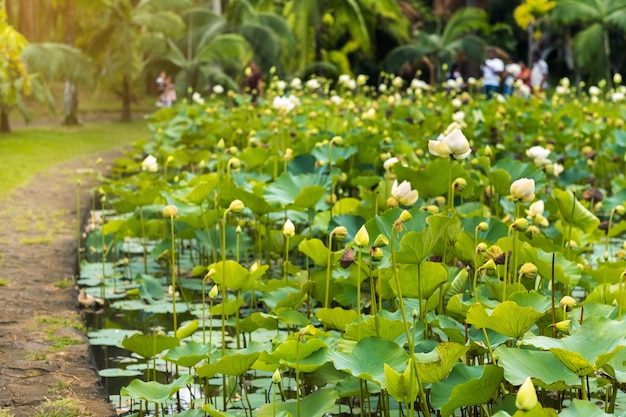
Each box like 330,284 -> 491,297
0,121 -> 149,200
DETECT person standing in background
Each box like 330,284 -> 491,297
530,51 -> 549,93
481,48 -> 504,99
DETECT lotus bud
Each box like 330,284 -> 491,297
519,263 -> 538,280
515,377 -> 538,411
398,210 -> 413,223
216,139 -> 225,150
162,205 -> 178,218
615,205 -> 626,215
354,225 -> 370,247
370,247 -> 384,261
453,177 -> 467,192
476,242 -> 488,254
477,222 -> 489,232
326,193 -> 337,205
331,226 -> 348,241
555,320 -> 571,333
283,219 -> 295,237
228,199 -> 245,213
209,284 -> 219,299
373,234 -> 390,248
512,218 -> 529,232
434,196 -> 446,206
510,178 -> 536,203
272,368 -> 281,384
559,295 -> 577,308
423,205 -> 440,214
412,308 -> 418,319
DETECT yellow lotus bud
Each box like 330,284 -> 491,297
515,377 -> 538,411
162,205 -> 178,218
373,234 -> 390,248
283,219 -> 295,237
228,199 -> 245,213
209,284 -> 219,299
398,210 -> 413,223
370,247 -> 384,261
512,218 -> 529,232
559,295 -> 577,308
354,225 -> 370,247
477,222 -> 489,232
555,320 -> 571,333
272,368 -> 281,384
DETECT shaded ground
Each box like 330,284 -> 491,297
0,150 -> 123,417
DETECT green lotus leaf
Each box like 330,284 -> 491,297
184,176 -> 219,206
343,315 -> 407,343
238,312 -> 279,332
395,215 -> 462,264
311,143 -> 358,165
196,350 -> 261,378
489,168 -> 513,197
466,301 -> 543,339
328,214 -> 366,241
331,198 -> 361,216
389,261 -> 448,300
585,262 -> 626,285
558,399 -> 613,417
604,347 -> 626,383
444,268 -> 469,303
328,336 -> 408,388
132,273 -> 165,303
219,183 -> 276,215
495,346 -> 578,390
163,341 -> 210,368
394,158 -> 467,200
334,375 -> 381,397
430,364 -> 503,417
522,247 -> 582,288
492,159 -> 547,194
554,189 -> 600,233
507,291 -> 552,313
209,260 -> 254,291
385,359 -> 418,404
209,298 -> 244,316
122,333 -> 180,359
238,146 -> 271,170
522,316 -> 626,376
298,238 -> 343,267
120,374 -> 193,404
262,286 -> 306,311
263,171 -> 329,209
316,307 -> 358,331
99,368 -> 142,378
258,387 -> 338,417
89,329 -> 141,347
416,342 -> 469,384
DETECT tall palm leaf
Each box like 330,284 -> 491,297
384,7 -> 487,84
551,0 -> 626,84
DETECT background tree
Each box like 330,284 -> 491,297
384,7 -> 488,84
78,0 -> 188,121
551,0 -> 626,85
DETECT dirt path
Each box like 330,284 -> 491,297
0,151 -> 123,417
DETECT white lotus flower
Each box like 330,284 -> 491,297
392,76 -> 404,88
451,98 -> 462,109
378,83 -> 388,93
213,85 -> 224,94
356,74 -> 368,85
526,146 -> 551,166
330,95 -> 343,105
510,178 -> 535,203
273,95 -> 300,112
391,180 -> 419,206
276,80 -> 287,91
589,86 -> 601,96
192,92 -> 205,105
305,78 -> 321,90
410,79 -> 429,90
141,155 -> 158,172
428,124 -> 471,160
383,157 -> 399,172
290,77 -> 302,89
526,200 -> 544,218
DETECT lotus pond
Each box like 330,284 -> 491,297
79,75 -> 626,417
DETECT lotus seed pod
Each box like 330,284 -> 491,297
519,263 -> 538,280
370,247 -> 384,261
483,245 -> 504,262
512,218 -> 529,232
453,177 -> 467,192
228,199 -> 245,213
476,242 -> 488,254
387,197 -> 399,208
515,377 -> 538,411
162,205 -> 178,218
398,210 -> 413,223
332,226 -> 348,241
559,295 -> 577,308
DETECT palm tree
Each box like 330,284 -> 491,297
513,0 -> 556,66
551,0 -> 626,85
78,0 -> 188,121
384,7 -> 488,85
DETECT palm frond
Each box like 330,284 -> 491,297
551,0 -> 601,24
21,43 -> 95,87
383,44 -> 427,73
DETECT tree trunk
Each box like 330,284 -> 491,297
211,0 -> 221,15
1,107 -> 11,134
121,76 -> 132,122
63,0 -> 80,126
63,81 -> 80,126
